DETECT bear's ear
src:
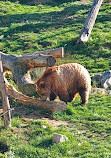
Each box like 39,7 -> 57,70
44,67 -> 57,77
40,81 -> 46,88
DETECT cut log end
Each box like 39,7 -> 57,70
47,47 -> 64,58
47,56 -> 56,67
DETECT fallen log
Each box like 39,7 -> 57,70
4,78 -> 67,113
0,47 -> 64,95
32,47 -> 64,59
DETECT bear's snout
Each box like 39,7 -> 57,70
40,95 -> 47,101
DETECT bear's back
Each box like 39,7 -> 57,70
56,63 -> 91,89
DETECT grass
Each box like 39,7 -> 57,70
0,0 -> 111,157
0,95 -> 111,158
0,0 -> 111,73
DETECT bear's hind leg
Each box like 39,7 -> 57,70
72,92 -> 78,101
79,88 -> 89,105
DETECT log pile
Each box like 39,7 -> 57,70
0,47 -> 67,113
0,47 -> 64,95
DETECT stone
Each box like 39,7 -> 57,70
91,73 -> 102,87
41,125 -> 47,129
91,73 -> 102,83
91,70 -> 111,90
52,133 -> 68,143
78,142 -> 83,146
100,70 -> 111,90
91,88 -> 108,95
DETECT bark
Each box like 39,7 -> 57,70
0,55 -> 11,127
0,47 -> 64,95
30,47 -> 64,59
4,77 -> 67,113
77,0 -> 103,43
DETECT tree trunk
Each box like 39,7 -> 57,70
0,47 -> 64,95
77,0 -> 103,43
0,55 -> 11,127
4,77 -> 67,113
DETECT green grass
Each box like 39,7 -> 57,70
0,0 -> 111,157
0,0 -> 111,73
0,95 -> 111,158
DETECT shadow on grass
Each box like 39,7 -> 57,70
0,4 -> 89,28
11,101 -> 53,120
0,1 -> 111,62
96,14 -> 111,23
0,4 -> 89,53
37,138 -> 53,148
0,141 -> 9,154
0,0 -> 81,6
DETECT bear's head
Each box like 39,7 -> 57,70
35,66 -> 57,101
36,80 -> 50,100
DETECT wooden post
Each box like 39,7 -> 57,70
77,0 -> 103,43
0,54 -> 11,127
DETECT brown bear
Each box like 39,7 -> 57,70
35,63 -> 91,104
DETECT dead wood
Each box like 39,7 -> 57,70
4,77 -> 67,113
0,47 -> 64,95
77,0 -> 103,42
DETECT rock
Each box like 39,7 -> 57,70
91,70 -> 111,90
0,35 -> 4,40
91,88 -> 108,95
41,125 -> 47,129
91,73 -> 102,83
91,73 -> 102,87
100,70 -> 111,90
78,142 -> 83,146
52,133 -> 68,143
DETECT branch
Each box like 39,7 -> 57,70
5,78 -> 67,113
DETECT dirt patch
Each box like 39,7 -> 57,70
12,106 -> 52,119
42,118 -> 69,127
79,0 -> 90,5
12,106 -> 69,128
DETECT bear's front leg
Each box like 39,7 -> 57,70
58,91 -> 70,103
50,91 -> 57,101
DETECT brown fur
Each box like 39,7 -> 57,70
35,63 -> 91,104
